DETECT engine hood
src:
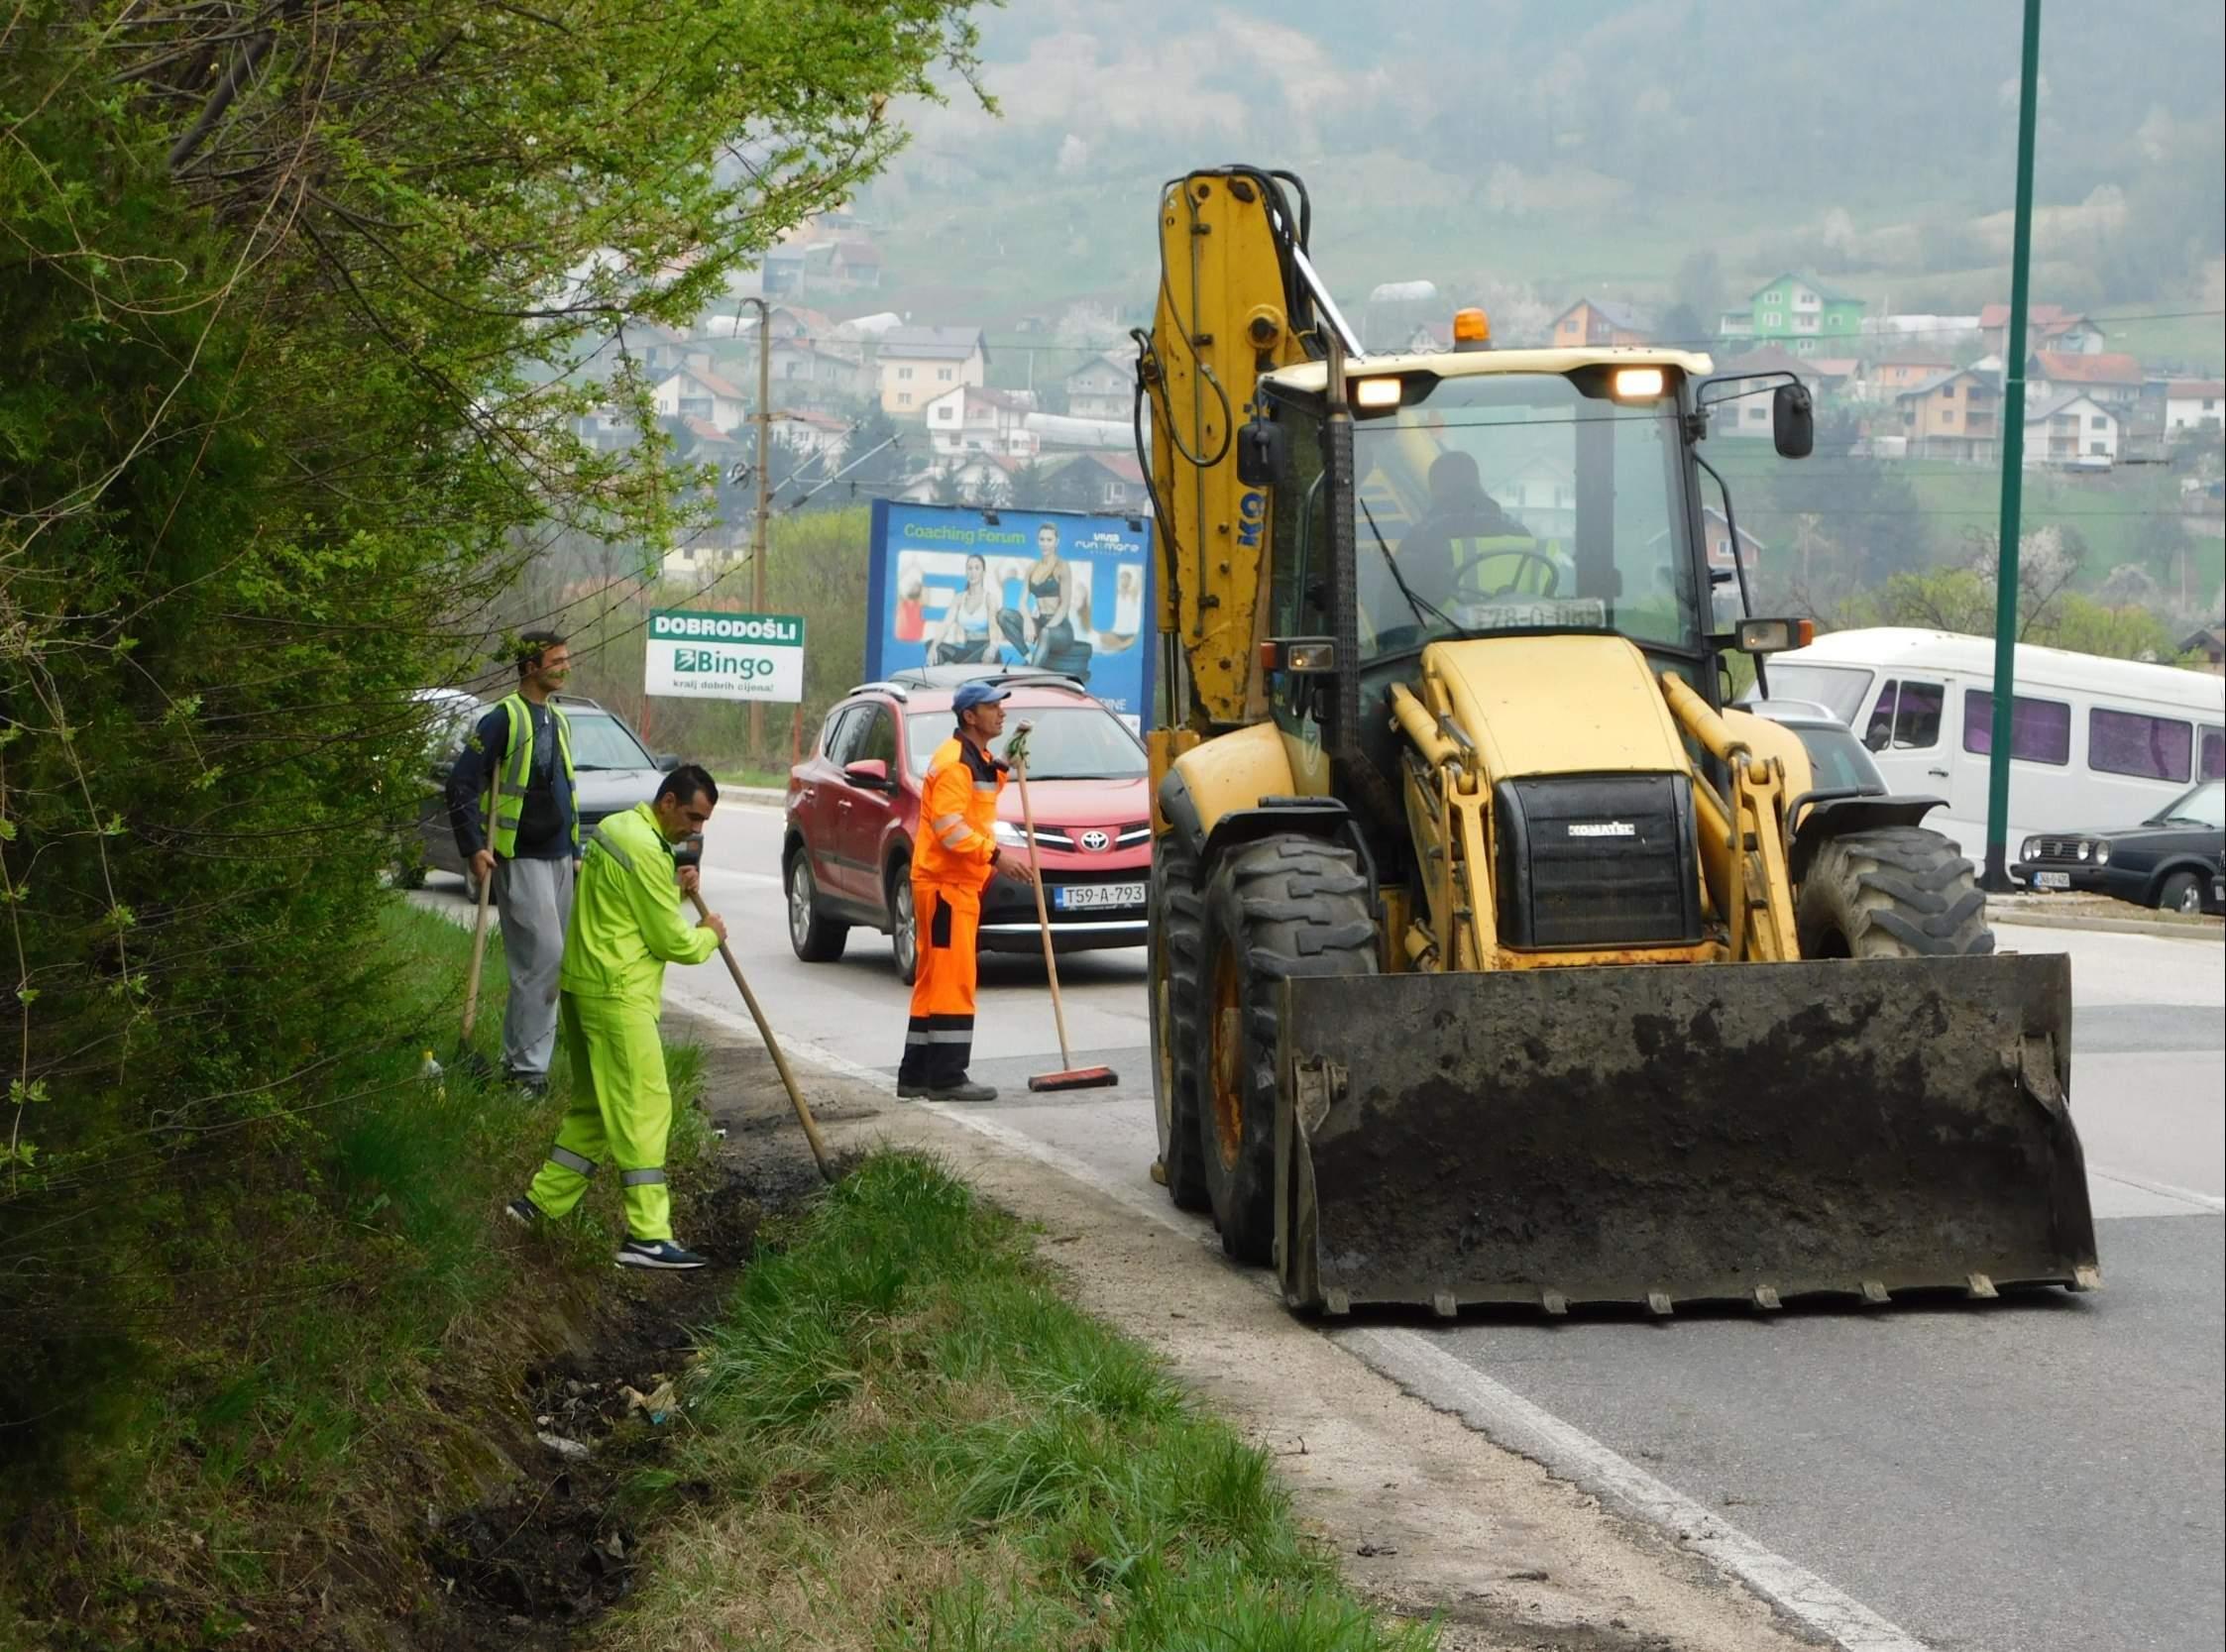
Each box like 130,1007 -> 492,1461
1423,633 -> 1691,782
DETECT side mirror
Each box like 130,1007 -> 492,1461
654,751 -> 681,772
843,758 -> 891,790
1735,617 -> 1815,656
1863,725 -> 1890,753
1236,415 -> 1286,489
1772,384 -> 1815,459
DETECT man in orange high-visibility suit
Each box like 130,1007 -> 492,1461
897,680 -> 1037,1101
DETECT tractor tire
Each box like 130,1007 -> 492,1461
1193,833 -> 1378,1264
1149,831 -> 1211,1213
1797,825 -> 1995,959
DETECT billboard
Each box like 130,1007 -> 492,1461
865,501 -> 1155,728
644,609 -> 806,702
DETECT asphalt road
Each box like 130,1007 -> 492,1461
424,797 -> 2226,1652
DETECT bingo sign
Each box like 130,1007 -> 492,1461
644,608 -> 806,703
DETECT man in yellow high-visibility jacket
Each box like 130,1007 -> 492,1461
897,680 -> 1036,1102
506,765 -> 726,1269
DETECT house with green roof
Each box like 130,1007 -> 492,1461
1727,274 -> 1865,355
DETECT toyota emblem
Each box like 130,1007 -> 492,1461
1079,828 -> 1111,852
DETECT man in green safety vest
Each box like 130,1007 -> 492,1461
507,766 -> 727,1269
446,630 -> 580,1096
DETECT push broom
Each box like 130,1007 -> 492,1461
1009,722 -> 1118,1093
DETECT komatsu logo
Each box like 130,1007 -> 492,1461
1566,822 -> 1636,838
1236,488 -> 1267,549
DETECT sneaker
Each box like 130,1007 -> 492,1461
926,1080 -> 998,1102
615,1238 -> 708,1271
505,1196 -> 545,1226
506,1070 -> 550,1099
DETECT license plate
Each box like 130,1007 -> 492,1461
1054,881 -> 1146,912
2033,871 -> 2070,889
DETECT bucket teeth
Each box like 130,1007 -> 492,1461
1645,1291 -> 1673,1317
2070,1266 -> 2103,1292
1965,1272 -> 1998,1300
1324,1288 -> 1352,1316
1752,1285 -> 1782,1311
1432,1291 -> 1457,1319
1540,1290 -> 1569,1316
1861,1279 -> 1891,1306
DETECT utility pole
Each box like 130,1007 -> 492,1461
738,295 -> 772,764
1982,0 -> 2042,893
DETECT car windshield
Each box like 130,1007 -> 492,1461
904,704 -> 1147,781
1311,372 -> 1700,661
2149,779 -> 2225,829
1788,721 -> 1885,794
1764,665 -> 1874,727
565,711 -> 654,771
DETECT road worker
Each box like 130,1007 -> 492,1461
897,680 -> 1037,1102
506,765 -> 726,1269
446,630 -> 580,1096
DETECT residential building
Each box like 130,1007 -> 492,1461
923,384 -> 1038,459
760,244 -> 809,296
940,453 -> 1022,507
650,366 -> 749,432
1550,298 -> 1656,348
2178,626 -> 2224,671
1868,355 -> 1956,398
2166,381 -> 2225,433
1042,453 -> 1150,514
876,325 -> 988,415
768,409 -> 851,463
1979,303 -> 2105,358
1895,368 -> 2002,462
764,304 -> 834,343
1063,352 -> 1135,422
2027,352 -> 2145,414
1736,275 -> 1865,354
1697,504 -> 1764,578
1706,348 -> 1824,439
637,322 -> 711,379
2024,392 -> 2119,466
766,338 -> 866,402
829,241 -> 883,291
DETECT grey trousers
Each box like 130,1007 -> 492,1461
495,854 -> 575,1080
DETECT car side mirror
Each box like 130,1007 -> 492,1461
1863,725 -> 1890,753
654,751 -> 680,772
843,758 -> 891,791
1236,415 -> 1286,489
1773,384 -> 1815,459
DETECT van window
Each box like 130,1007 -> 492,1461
1962,691 -> 2070,765
2089,709 -> 2192,781
1864,679 -> 1943,750
2201,726 -> 2224,783
1767,664 -> 1872,725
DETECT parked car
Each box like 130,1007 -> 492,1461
407,691 -> 690,889
783,668 -> 1152,982
1742,697 -> 1889,800
2013,777 -> 2226,914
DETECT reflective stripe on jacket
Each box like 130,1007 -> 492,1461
481,695 -> 578,859
912,735 -> 1004,887
559,802 -> 717,1007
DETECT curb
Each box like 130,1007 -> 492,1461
1991,906 -> 2223,941
724,786 -> 787,808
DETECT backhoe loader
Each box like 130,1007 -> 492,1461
1136,165 -> 2098,1315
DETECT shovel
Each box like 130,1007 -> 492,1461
455,759 -> 501,1081
688,887 -> 835,1182
1009,725 -> 1117,1094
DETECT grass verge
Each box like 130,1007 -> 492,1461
0,900 -> 712,1652
599,1152 -> 1439,1652
713,765 -> 791,792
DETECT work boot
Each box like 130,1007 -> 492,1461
895,1080 -> 930,1099
616,1237 -> 708,1271
506,1069 -> 550,1100
926,1079 -> 997,1102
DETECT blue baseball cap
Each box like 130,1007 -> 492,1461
951,680 -> 1012,715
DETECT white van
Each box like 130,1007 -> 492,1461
1755,627 -> 2226,860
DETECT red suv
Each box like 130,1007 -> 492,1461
782,669 -> 1153,982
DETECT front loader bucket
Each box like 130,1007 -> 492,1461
1273,954 -> 2099,1316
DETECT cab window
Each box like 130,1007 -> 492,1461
1863,679 -> 1943,750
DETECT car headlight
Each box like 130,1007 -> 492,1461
2020,837 -> 2038,861
2077,840 -> 2091,861
2092,839 -> 2110,866
993,820 -> 1028,847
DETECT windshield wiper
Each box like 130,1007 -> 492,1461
1359,497 -> 1461,638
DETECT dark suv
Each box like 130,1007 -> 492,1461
2014,778 -> 2226,914
781,669 -> 1153,982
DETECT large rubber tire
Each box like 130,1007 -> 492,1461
785,852 -> 848,963
2156,869 -> 2205,916
1797,826 -> 1995,959
1193,834 -> 1378,1264
1149,831 -> 1211,1213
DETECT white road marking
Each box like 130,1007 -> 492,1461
681,1002 -> 1938,1652
2089,1165 -> 2226,1215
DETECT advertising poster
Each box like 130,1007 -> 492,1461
865,501 -> 1154,729
644,608 -> 806,701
